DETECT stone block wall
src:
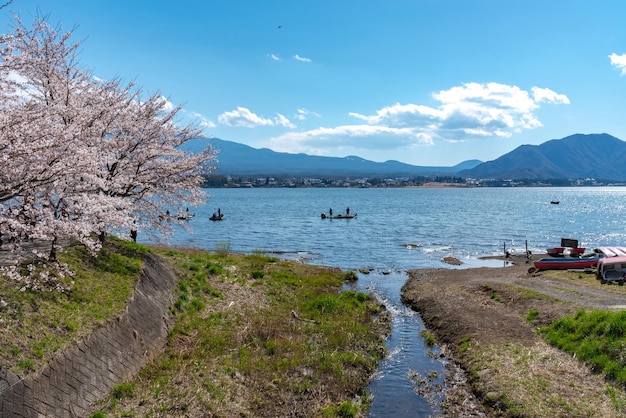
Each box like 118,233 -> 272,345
0,252 -> 178,417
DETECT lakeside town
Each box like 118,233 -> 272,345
204,174 -> 622,188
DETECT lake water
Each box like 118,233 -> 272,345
143,187 -> 626,416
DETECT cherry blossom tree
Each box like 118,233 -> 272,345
0,15 -> 216,263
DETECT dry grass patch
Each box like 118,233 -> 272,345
542,269 -> 626,294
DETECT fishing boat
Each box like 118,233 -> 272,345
546,238 -> 585,257
321,213 -> 357,219
209,208 -> 224,221
533,255 -> 600,270
534,246 -> 626,270
545,247 -> 586,257
546,247 -> 565,257
159,211 -> 194,221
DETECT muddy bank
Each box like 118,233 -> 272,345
402,254 -> 626,417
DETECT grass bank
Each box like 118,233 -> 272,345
0,239 -> 146,374
1,239 -> 390,417
542,309 -> 626,387
94,247 -> 390,417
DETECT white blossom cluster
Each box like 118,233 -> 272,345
0,16 -> 217,288
0,261 -> 74,293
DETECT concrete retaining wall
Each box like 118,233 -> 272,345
0,252 -> 178,417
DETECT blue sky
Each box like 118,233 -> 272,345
3,1 -> 626,166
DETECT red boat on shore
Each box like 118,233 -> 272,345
534,246 -> 626,270
546,247 -> 565,257
533,256 -> 600,270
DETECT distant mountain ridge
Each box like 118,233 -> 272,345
188,133 -> 626,181
459,133 -> 626,181
193,138 -> 481,177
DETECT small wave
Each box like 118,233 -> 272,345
386,346 -> 402,361
422,245 -> 453,254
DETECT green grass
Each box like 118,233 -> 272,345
0,237 -> 144,373
112,382 -> 136,399
1,240 -> 388,416
96,248 -> 389,417
542,309 -> 626,384
526,309 -> 540,323
420,330 -> 437,347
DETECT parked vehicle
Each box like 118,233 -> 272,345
596,256 -> 626,284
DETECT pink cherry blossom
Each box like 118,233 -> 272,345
0,16 -> 217,266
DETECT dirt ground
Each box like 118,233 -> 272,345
401,253 -> 626,417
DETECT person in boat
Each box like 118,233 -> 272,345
218,208 -> 221,218
346,207 -> 350,215
329,208 -> 333,217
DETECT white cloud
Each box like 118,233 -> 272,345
275,113 -> 296,128
350,103 -> 441,127
218,107 -> 275,127
265,82 -> 569,156
352,82 -> 568,141
294,108 -> 320,121
269,124 -> 433,155
609,53 -> 626,75
218,106 -> 295,128
532,87 -> 570,104
293,54 -> 312,63
270,54 -> 280,61
215,82 -> 567,158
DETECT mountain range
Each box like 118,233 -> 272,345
192,133 -> 626,181
198,138 -> 481,177
459,133 -> 626,180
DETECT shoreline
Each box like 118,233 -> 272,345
401,253 -> 626,416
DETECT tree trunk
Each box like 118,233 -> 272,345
48,235 -> 58,261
